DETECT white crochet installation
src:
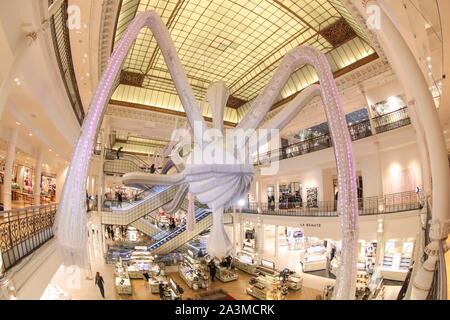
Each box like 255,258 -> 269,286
55,10 -> 358,299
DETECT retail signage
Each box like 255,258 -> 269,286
299,223 -> 321,228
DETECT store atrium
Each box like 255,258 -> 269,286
0,0 -> 449,302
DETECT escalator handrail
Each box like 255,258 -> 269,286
110,186 -> 170,212
148,208 -> 211,250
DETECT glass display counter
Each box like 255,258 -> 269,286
114,263 -> 132,295
216,266 -> 238,283
300,246 -> 327,272
246,274 -> 288,300
179,251 -> 209,290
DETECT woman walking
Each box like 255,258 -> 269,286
95,272 -> 105,299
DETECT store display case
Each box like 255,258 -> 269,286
148,275 -> 169,294
126,251 -> 159,279
179,250 -> 209,290
380,240 -> 413,281
280,269 -> 303,291
300,246 -> 327,272
216,266 -> 238,282
246,274 -> 288,300
114,263 -> 132,295
160,278 -> 182,300
234,240 -> 258,275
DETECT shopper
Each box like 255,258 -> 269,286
208,259 -> 217,282
117,192 -> 123,207
116,146 -> 123,159
95,272 -> 105,299
225,255 -> 232,269
150,164 -> 156,173
159,283 -> 165,300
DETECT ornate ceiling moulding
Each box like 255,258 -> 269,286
226,95 -> 247,109
108,99 -> 237,128
119,70 -> 145,87
339,0 -> 388,63
319,18 -> 357,47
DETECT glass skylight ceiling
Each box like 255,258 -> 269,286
110,0 -> 376,124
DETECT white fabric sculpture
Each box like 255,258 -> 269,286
55,10 -> 358,299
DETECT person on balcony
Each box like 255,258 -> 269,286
149,163 -> 156,173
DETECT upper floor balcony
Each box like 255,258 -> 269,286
255,107 -> 411,165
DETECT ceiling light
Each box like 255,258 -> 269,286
28,133 -> 33,136
428,72 -> 432,76
16,81 -> 21,85
426,57 -> 431,61
86,73 -> 90,77
15,121 -> 21,125
49,149 -> 52,152
84,24 -> 88,28
428,64 -> 432,69
84,53 -> 89,58
14,78 -> 19,82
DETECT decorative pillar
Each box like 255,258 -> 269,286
55,162 -> 68,203
33,148 -> 43,206
360,85 -> 377,136
0,34 -> 36,119
405,100 -> 432,197
360,0 -> 450,299
274,225 -> 279,257
275,180 -> 280,210
2,128 -> 18,211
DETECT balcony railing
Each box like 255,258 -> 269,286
0,204 -> 57,271
256,107 -> 410,165
228,190 -> 421,217
372,107 -> 410,134
48,0 -> 85,125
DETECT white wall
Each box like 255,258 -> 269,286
253,125 -> 422,201
239,210 -> 421,242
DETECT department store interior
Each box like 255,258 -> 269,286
0,0 -> 449,301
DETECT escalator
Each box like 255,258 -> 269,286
101,185 -> 177,225
148,207 -> 213,255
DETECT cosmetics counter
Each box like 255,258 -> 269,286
216,266 -> 238,282
114,262 -> 132,295
300,245 -> 327,272
380,240 -> 414,281
179,250 -> 210,290
126,251 -> 160,279
246,273 -> 288,300
159,278 -> 183,300
234,240 -> 258,275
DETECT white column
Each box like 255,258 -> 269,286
0,36 -> 35,119
405,100 -> 432,197
274,225 -> 279,257
275,180 -> 280,209
360,85 -> 377,136
364,0 -> 450,299
2,128 -> 18,211
55,162 -> 68,203
33,148 -> 43,206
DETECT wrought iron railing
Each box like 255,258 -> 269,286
372,107 -> 410,134
228,190 -> 421,217
0,203 -> 57,271
255,107 -> 410,165
48,0 -> 84,125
